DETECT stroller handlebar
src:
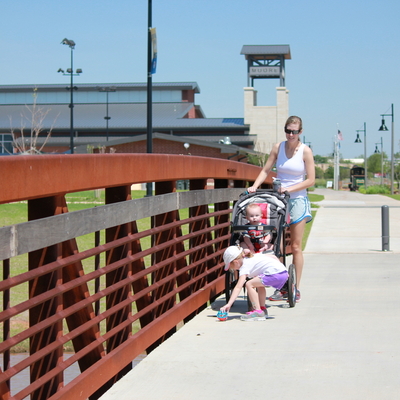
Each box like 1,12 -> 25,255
232,225 -> 277,233
242,189 -> 290,201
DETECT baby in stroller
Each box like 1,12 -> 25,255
240,203 -> 274,255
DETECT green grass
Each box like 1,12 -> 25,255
384,194 -> 400,201
308,193 -> 324,203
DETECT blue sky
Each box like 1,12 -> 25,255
1,0 -> 399,159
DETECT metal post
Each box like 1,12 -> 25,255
380,137 -> 383,186
390,104 -> 394,194
363,122 -> 367,189
69,47 -> 74,154
105,91 -> 110,141
146,0 -> 153,197
381,205 -> 390,251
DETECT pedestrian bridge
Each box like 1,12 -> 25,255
0,154 -> 270,400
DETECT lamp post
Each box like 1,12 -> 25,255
97,87 -> 116,141
354,122 -> 367,189
146,0 -> 154,196
59,38 -> 81,154
374,137 -> 384,186
379,104 -> 395,194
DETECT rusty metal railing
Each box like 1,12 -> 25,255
0,154 -> 272,400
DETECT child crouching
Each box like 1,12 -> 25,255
220,245 -> 288,321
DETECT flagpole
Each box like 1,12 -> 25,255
334,138 -> 338,190
334,127 -> 340,190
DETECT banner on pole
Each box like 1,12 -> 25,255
150,28 -> 157,74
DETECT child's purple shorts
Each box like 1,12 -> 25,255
259,271 -> 288,290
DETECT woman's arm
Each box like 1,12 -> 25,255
248,143 -> 280,193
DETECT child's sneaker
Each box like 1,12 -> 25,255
268,289 -> 288,301
240,310 -> 266,321
296,290 -> 301,303
260,306 -> 269,316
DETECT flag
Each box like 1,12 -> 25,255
338,130 -> 343,141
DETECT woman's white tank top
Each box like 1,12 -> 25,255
276,141 -> 306,198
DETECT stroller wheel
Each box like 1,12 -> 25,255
287,264 -> 297,308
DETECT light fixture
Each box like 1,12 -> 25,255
354,134 -> 362,143
183,143 -> 190,149
61,38 -> 75,48
378,104 -> 394,194
219,138 -> 232,145
378,118 -> 388,131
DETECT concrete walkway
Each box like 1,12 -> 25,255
99,189 -> 400,400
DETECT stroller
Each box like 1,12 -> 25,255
225,188 -> 297,308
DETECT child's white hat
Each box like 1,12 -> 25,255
223,246 -> 243,271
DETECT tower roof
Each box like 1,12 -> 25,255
240,45 -> 291,60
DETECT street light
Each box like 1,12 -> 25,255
97,87 -> 116,141
219,137 -> 232,145
374,137 -> 384,186
59,38 -> 82,154
354,122 -> 367,189
378,104 -> 395,194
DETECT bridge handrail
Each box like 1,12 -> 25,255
0,188 -> 244,260
0,154 -> 271,400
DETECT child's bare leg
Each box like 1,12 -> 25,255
246,278 -> 264,310
257,286 -> 266,308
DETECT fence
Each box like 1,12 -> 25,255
0,154 -> 271,400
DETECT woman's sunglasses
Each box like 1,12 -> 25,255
284,128 -> 300,135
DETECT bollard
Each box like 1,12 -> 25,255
381,205 -> 390,251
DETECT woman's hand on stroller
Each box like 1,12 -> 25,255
247,186 -> 257,193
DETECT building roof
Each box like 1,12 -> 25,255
240,45 -> 291,60
0,103 -> 247,132
0,82 -> 201,94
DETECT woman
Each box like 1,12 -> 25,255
248,116 -> 315,302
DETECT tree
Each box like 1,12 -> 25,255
367,153 -> 386,174
314,154 -> 328,163
9,88 -> 58,154
247,152 -> 268,167
324,166 -> 334,179
340,166 -> 350,180
315,166 -> 325,179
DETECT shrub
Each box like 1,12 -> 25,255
359,185 -> 391,194
314,179 -> 327,188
